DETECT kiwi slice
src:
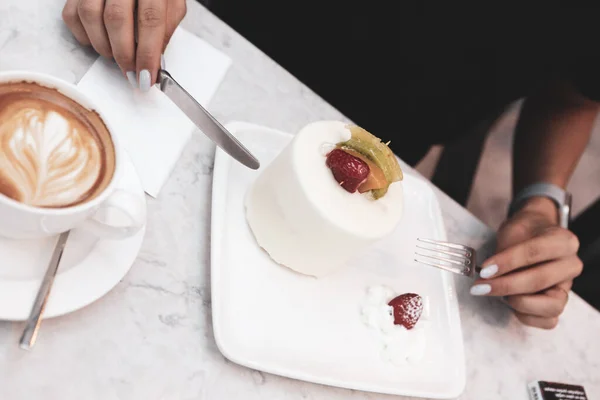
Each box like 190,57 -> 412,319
371,187 -> 389,200
338,125 -> 402,199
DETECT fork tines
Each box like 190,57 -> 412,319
414,238 -> 477,277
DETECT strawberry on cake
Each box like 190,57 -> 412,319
245,121 -> 404,277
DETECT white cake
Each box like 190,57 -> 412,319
245,121 -> 403,277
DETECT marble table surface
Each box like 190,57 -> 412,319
1,1 -> 599,399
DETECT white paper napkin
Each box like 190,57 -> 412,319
77,27 -> 232,197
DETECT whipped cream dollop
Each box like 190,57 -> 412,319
360,285 -> 429,365
0,101 -> 103,207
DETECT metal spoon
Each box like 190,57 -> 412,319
19,231 -> 70,350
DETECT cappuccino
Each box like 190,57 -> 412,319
0,81 -> 115,208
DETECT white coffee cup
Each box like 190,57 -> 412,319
0,71 -> 145,240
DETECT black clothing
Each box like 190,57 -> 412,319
210,2 -> 600,164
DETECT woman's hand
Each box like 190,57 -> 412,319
62,0 -> 187,91
470,197 -> 582,329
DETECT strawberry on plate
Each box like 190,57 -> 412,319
388,293 -> 423,330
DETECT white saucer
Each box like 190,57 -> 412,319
211,122 -> 465,399
0,151 -> 146,321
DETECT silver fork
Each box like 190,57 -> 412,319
414,238 -> 479,278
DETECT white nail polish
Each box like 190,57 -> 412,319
126,71 -> 138,88
139,70 -> 151,92
480,264 -> 498,279
470,284 -> 492,296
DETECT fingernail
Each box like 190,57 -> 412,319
480,264 -> 498,279
470,284 -> 492,296
126,71 -> 138,88
139,70 -> 151,92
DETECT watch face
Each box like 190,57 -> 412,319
560,193 -> 572,229
565,192 -> 573,207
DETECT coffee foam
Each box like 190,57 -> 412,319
0,82 -> 115,208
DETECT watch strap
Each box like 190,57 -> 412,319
509,182 -> 571,228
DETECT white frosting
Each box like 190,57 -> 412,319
0,105 -> 102,207
245,121 -> 403,276
360,285 -> 428,366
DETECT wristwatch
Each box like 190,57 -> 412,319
508,183 -> 572,229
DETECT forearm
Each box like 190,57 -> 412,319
513,81 -> 599,194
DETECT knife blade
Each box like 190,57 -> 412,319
157,69 -> 260,170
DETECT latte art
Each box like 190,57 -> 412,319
0,82 -> 115,208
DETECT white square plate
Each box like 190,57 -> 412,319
211,122 -> 465,398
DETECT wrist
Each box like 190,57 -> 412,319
516,196 -> 560,225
